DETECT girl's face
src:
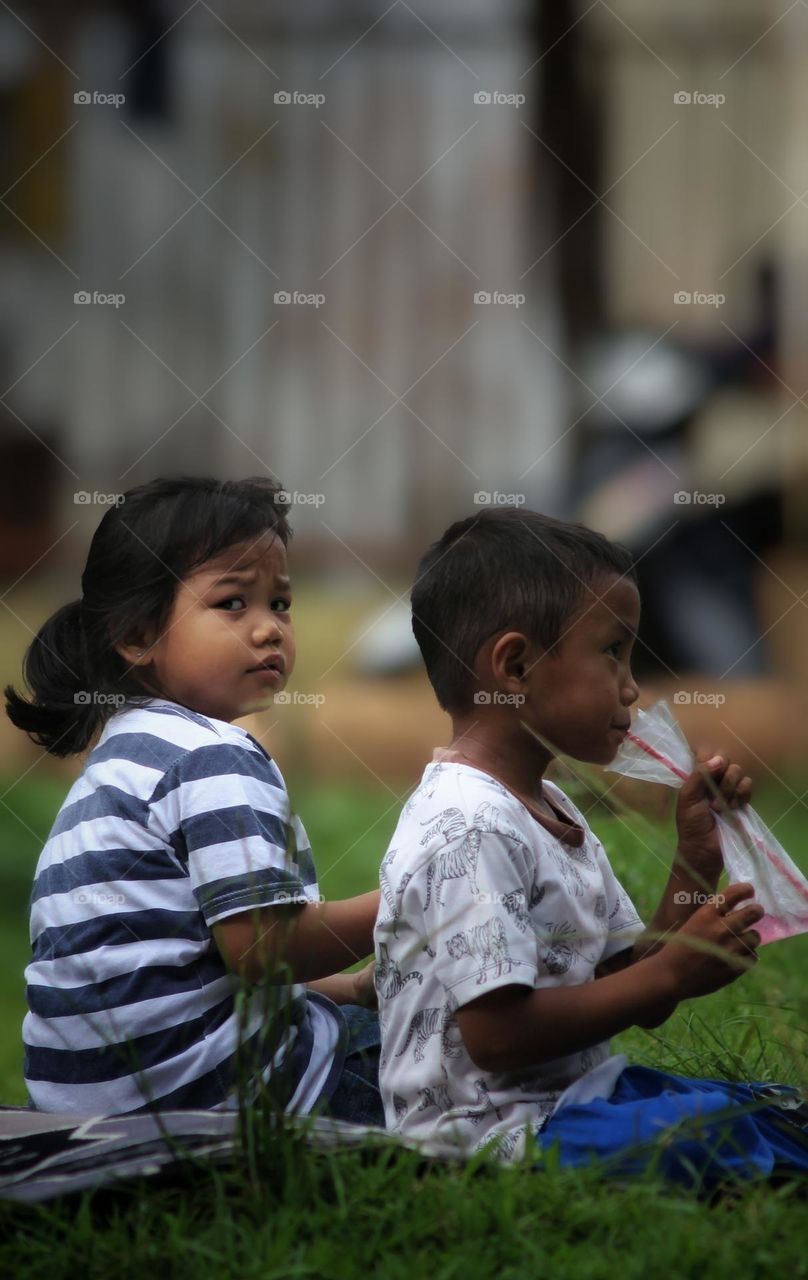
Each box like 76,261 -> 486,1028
124,530 -> 296,723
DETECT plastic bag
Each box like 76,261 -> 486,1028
604,699 -> 808,945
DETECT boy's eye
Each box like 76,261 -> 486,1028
217,596 -> 247,612
605,641 -> 622,658
271,597 -> 292,612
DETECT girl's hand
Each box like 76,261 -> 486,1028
675,751 -> 753,880
351,960 -> 377,1010
656,880 -> 763,1002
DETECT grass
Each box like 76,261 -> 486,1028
3,766 -> 808,1273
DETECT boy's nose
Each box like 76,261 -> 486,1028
622,674 -> 640,705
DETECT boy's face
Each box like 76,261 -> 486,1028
126,530 -> 296,723
521,573 -> 641,766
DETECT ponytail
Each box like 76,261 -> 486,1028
4,474 -> 292,758
4,599 -> 109,757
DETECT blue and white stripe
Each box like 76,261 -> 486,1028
23,697 -> 344,1115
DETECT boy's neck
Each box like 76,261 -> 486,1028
445,715 -> 552,807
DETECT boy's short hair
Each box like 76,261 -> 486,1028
411,507 -> 637,713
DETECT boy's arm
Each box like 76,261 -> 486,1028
212,891 -> 380,985
596,753 -> 753,977
457,883 -> 762,1073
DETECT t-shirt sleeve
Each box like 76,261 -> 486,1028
425,830 -> 539,1010
152,741 -> 319,926
595,840 -> 645,961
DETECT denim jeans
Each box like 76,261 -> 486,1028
320,1004 -> 384,1128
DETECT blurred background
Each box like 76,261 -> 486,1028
5,2 -> 808,1091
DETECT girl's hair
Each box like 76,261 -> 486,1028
4,476 -> 292,757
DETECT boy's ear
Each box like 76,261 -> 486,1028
489,631 -> 533,690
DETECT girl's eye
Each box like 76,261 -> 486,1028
605,641 -> 622,658
217,596 -> 247,612
271,597 -> 292,613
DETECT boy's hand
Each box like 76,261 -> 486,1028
675,751 -> 753,881
656,881 -> 763,1003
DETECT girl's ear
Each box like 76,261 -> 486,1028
115,632 -> 157,668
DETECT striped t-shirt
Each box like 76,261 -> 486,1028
23,697 -> 346,1115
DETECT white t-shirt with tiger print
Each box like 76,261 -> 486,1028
374,758 -> 645,1161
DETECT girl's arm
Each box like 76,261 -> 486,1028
212,890 -> 380,985
307,961 -> 376,1008
457,883 -> 762,1073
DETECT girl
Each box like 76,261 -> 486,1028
6,476 -> 382,1122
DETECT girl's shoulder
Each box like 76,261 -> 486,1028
93,698 -> 274,777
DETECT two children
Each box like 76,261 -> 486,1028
10,481 -> 808,1186
375,507 -> 808,1185
6,477 -> 381,1121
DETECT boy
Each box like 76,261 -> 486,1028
374,508 -> 762,1161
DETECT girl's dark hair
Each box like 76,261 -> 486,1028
411,507 -> 637,713
4,476 -> 292,756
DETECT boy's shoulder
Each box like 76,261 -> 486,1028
388,759 -> 536,867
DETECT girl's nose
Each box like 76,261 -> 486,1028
251,611 -> 283,645
622,673 -> 640,705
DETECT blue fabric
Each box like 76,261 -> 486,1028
537,1064 -> 808,1190
319,1005 -> 383,1128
